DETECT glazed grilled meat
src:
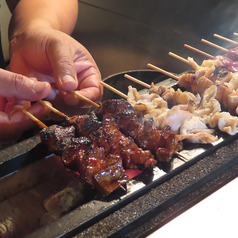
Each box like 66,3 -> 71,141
95,99 -> 181,162
40,124 -> 129,195
40,125 -> 76,155
40,99 -> 181,195
94,99 -> 134,121
68,114 -> 156,169
116,110 -> 180,162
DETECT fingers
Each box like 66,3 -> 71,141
0,69 -> 51,101
47,38 -> 78,92
57,69 -> 102,107
0,101 -> 51,142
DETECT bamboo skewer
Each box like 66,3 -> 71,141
39,100 -> 68,118
70,91 -> 100,108
201,39 -> 228,52
147,63 -> 179,81
27,94 -> 99,127
184,44 -> 214,59
100,81 -> 128,99
22,109 -> 48,128
168,52 -> 189,64
124,74 -> 151,89
214,34 -> 238,45
234,32 -> 238,37
174,151 -> 188,162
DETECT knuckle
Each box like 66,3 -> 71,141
58,58 -> 75,68
10,74 -> 29,92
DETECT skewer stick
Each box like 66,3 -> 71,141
184,44 -> 214,59
100,81 -> 128,99
201,39 -> 228,52
124,74 -> 151,89
214,34 -> 238,45
70,91 -> 100,108
175,151 -> 188,162
22,109 -> 47,128
234,32 -> 238,37
168,52 -> 189,64
38,100 -> 68,118
119,184 -> 127,191
147,63 -> 179,81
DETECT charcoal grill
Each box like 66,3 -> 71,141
1,70 -> 238,238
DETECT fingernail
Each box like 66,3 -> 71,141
61,75 -> 77,90
33,82 -> 48,94
61,75 -> 75,84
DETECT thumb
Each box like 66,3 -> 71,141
0,69 -> 51,101
47,43 -> 78,92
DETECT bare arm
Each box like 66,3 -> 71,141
8,0 -> 78,38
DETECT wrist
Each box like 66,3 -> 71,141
9,19 -> 54,56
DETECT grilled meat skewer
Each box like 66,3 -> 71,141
40,124 -> 129,195
94,99 -> 182,162
67,114 -> 156,169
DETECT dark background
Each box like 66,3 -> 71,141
72,0 -> 238,79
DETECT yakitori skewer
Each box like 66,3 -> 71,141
124,74 -> 151,89
70,91 -> 100,108
100,80 -> 188,161
22,109 -> 48,129
201,39 -> 228,53
38,100 -> 68,118
184,44 -> 214,59
147,63 -> 179,81
100,81 -> 128,99
214,34 -> 238,45
168,52 -> 189,64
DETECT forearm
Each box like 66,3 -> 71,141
8,0 -> 78,40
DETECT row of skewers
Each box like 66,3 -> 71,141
22,32 -> 238,197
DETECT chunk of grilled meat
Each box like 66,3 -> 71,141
68,115 -> 156,169
95,99 -> 182,162
93,155 -> 128,194
40,125 -> 76,155
73,142 -> 129,195
61,137 -> 91,169
94,99 -> 134,121
40,125 -> 129,195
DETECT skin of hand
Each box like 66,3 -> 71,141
8,0 -> 103,116
0,0 -> 102,143
9,27 -> 103,116
0,69 -> 52,142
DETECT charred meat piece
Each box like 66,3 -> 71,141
68,115 -> 156,170
90,121 -> 156,169
39,125 -> 75,155
67,113 -> 102,136
61,137 -> 91,169
115,110 -> 181,162
95,99 -> 181,162
75,143 -> 107,186
94,99 -> 134,121
67,143 -> 129,195
40,125 -> 129,195
93,154 -> 129,195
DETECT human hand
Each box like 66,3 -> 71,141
0,69 -> 51,142
9,27 -> 103,116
